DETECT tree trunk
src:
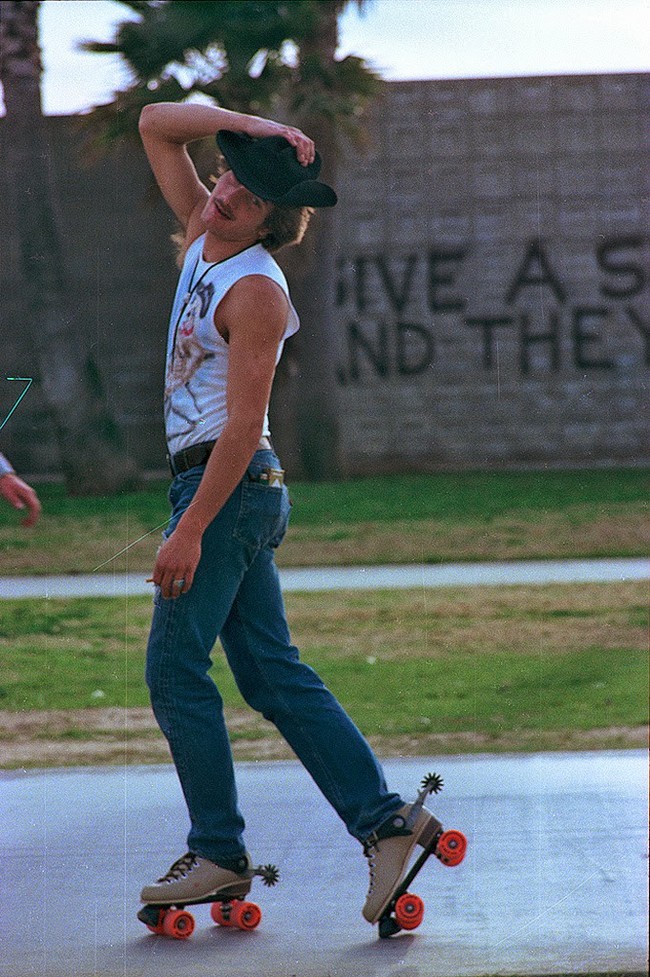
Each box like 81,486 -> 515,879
0,0 -> 139,493
289,2 -> 344,480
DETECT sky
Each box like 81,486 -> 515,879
15,0 -> 650,115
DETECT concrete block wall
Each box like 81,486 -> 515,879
334,73 -> 649,471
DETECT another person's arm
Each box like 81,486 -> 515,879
0,453 -> 41,527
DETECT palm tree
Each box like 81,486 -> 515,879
83,0 -> 379,479
0,0 -> 139,493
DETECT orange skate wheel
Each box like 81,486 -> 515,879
394,892 -> 425,930
436,829 -> 467,866
162,908 -> 195,940
231,900 -> 262,931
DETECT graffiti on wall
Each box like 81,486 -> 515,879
336,236 -> 648,382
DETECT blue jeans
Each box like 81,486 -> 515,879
146,448 -> 402,869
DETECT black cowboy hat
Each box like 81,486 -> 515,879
216,130 -> 337,208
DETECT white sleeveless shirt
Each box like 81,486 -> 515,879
164,235 -> 299,455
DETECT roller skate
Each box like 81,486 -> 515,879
137,851 -> 279,940
362,773 -> 467,938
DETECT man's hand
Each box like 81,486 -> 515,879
244,119 -> 315,166
0,473 -> 41,527
152,526 -> 202,600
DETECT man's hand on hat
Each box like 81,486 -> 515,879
244,118 -> 315,167
278,125 -> 315,167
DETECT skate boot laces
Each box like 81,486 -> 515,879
156,852 -> 199,885
363,812 -> 410,899
363,838 -> 379,898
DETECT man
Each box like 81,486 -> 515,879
0,452 -> 41,526
137,101 -> 439,927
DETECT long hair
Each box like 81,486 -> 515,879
263,201 -> 314,253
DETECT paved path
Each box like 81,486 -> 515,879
1,752 -> 647,977
1,556 -> 647,598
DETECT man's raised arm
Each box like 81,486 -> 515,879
138,102 -> 315,231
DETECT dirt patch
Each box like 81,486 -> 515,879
2,507 -> 647,575
0,707 -> 646,769
277,511 -> 650,568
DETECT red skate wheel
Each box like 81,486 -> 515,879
436,829 -> 467,866
210,901 -> 232,927
394,892 -> 425,930
231,900 -> 262,931
162,908 -> 195,939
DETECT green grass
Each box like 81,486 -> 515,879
3,467 -> 647,524
285,468 -> 649,523
0,467 -> 647,574
1,583 -> 646,742
316,650 -> 647,738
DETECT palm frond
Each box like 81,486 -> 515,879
80,0 -> 382,154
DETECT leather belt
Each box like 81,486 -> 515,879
167,438 -> 272,476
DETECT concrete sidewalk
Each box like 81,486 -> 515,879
1,751 -> 647,977
1,556 -> 647,598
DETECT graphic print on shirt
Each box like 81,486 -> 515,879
164,239 -> 300,456
164,280 -> 215,438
